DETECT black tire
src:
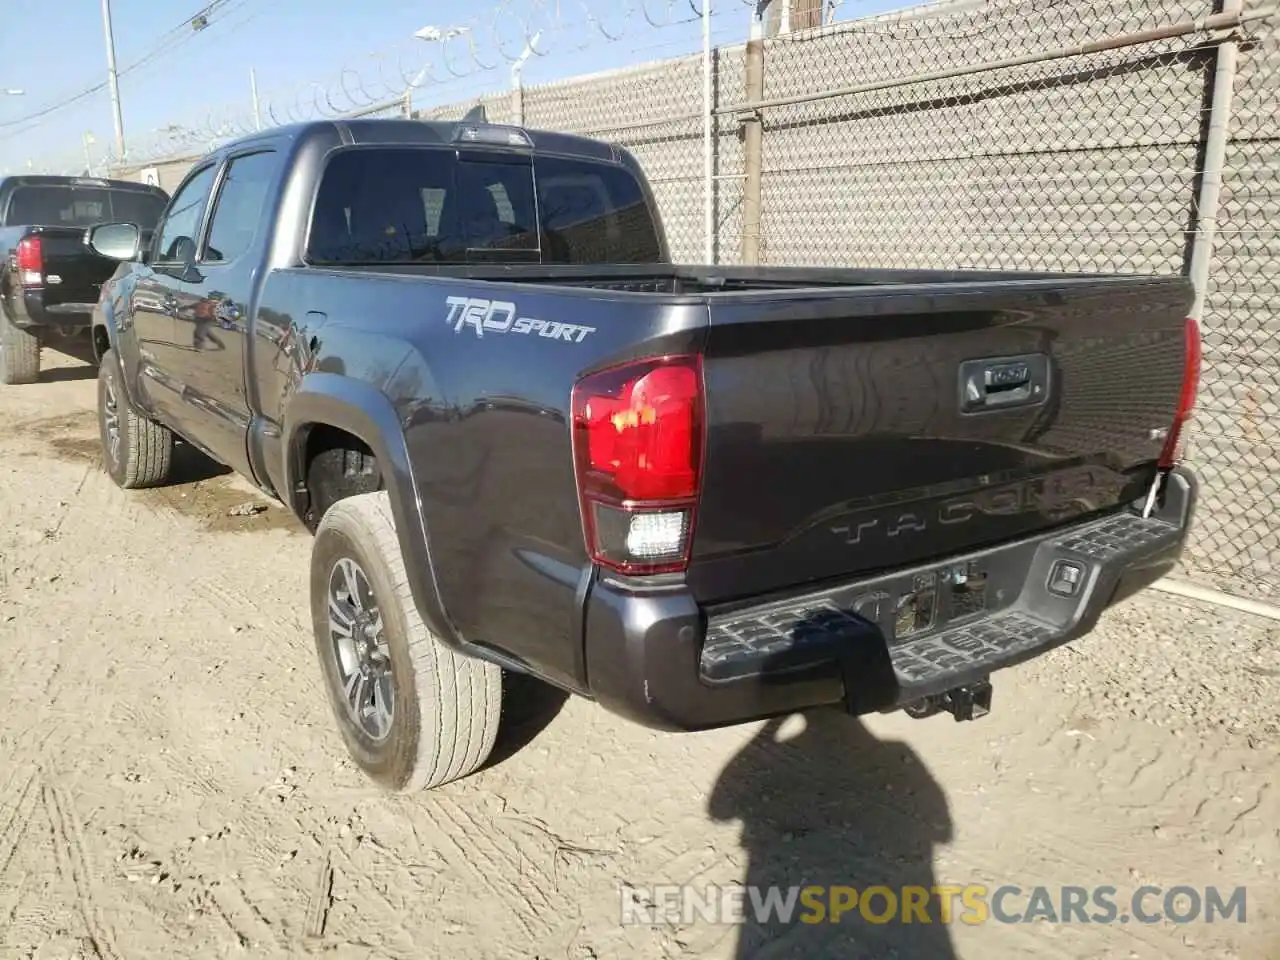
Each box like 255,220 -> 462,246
0,312 -> 40,384
311,491 -> 501,792
97,348 -> 175,488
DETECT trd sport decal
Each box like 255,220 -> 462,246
444,296 -> 596,343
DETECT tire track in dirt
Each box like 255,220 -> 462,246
43,777 -> 119,960
0,770 -> 40,882
4,354 -> 1279,959
0,432 -> 332,955
410,793 -> 558,941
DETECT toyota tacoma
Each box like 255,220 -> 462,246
85,117 -> 1201,792
0,174 -> 168,383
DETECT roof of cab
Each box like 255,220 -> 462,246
0,174 -> 166,192
214,117 -> 622,166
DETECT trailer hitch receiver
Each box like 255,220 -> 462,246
903,679 -> 993,722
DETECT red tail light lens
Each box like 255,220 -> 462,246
571,355 -> 704,574
1158,316 -> 1202,468
15,236 -> 42,285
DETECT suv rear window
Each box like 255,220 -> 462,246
7,184 -> 166,229
306,146 -> 661,265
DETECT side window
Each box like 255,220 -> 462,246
202,151 -> 277,264
153,164 -> 218,264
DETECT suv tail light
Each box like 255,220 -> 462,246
571,355 -> 705,575
1157,316 -> 1202,468
15,236 -> 42,286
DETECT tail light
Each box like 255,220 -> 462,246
15,236 -> 42,286
1157,316 -> 1202,468
571,355 -> 704,575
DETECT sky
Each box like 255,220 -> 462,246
0,0 -> 910,175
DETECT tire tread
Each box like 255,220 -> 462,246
0,314 -> 40,385
316,491 -> 501,793
99,349 -> 174,488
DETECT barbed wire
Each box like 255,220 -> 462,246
19,0 -> 933,172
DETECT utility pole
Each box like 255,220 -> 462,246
101,0 -> 126,160
250,68 -> 263,131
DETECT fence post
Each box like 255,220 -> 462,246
511,32 -> 540,127
741,36 -> 765,264
1188,0 -> 1244,321
702,0 -> 714,264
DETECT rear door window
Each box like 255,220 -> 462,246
202,151 -> 278,264
306,146 -> 660,265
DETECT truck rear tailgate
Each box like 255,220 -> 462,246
22,226 -> 120,313
688,276 -> 1194,605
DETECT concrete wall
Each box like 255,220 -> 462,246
112,155 -> 204,195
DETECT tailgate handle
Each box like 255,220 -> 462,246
959,354 -> 1049,413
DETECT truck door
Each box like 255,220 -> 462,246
165,149 -> 278,480
132,162 -> 219,425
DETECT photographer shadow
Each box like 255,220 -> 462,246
708,705 -> 959,957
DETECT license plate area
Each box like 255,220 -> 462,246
891,560 -> 990,643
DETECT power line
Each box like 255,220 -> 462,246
0,0 -> 245,131
120,0 -> 249,78
0,82 -> 108,129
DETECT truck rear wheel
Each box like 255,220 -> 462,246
0,313 -> 41,384
97,348 -> 175,488
310,491 -> 502,792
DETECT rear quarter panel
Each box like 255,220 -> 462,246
273,269 -> 705,690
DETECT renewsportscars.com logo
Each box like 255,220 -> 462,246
620,884 -> 1249,927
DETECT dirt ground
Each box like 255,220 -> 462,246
1,346 -> 1278,960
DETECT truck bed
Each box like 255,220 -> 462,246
325,261 -> 1127,296
270,262 -> 1193,623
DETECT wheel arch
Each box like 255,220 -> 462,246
90,321 -> 112,365
91,304 -> 146,413
284,372 -> 460,649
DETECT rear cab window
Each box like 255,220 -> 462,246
6,182 -> 167,229
306,146 -> 661,265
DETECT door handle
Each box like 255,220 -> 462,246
958,353 -> 1050,413
162,295 -> 179,317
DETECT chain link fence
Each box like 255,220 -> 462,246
724,0 -> 1280,600
93,0 -> 1279,601
458,0 -> 1280,601
1193,2 -> 1280,599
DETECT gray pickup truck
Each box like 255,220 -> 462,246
85,117 -> 1200,793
